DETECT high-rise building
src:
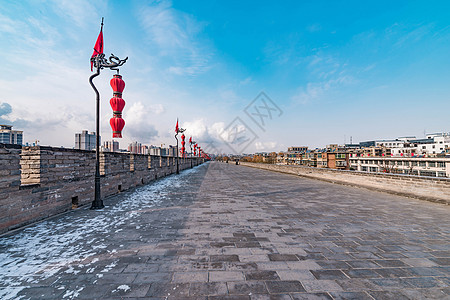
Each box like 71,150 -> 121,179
0,125 -> 23,145
75,130 -> 98,150
103,140 -> 119,152
128,142 -> 148,154
128,141 -> 141,154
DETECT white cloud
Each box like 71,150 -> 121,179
239,76 -> 255,86
181,118 -> 225,143
49,0 -> 103,29
291,75 -> 356,105
0,13 -> 21,34
122,102 -> 159,143
138,0 -> 212,76
255,141 -> 277,151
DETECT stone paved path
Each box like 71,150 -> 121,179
1,161 -> 449,299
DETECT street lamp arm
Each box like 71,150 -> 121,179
91,53 -> 128,72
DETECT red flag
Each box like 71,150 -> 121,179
91,22 -> 104,71
175,118 -> 179,133
189,136 -> 192,144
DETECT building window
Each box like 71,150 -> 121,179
420,170 -> 436,177
437,162 -> 445,168
428,162 -> 436,168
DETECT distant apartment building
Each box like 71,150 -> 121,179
128,142 -> 148,154
286,146 -> 308,164
102,140 -> 119,152
350,157 -> 450,178
278,131 -> 450,177
75,130 -> 97,150
324,145 -> 350,170
316,151 -> 327,168
276,152 -> 286,164
149,145 -> 177,156
0,125 -> 23,145
149,146 -> 164,156
168,145 -> 177,157
304,151 -> 317,167
288,146 -> 308,152
356,133 -> 450,157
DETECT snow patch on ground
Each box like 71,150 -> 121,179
0,167 -> 201,299
117,285 -> 130,292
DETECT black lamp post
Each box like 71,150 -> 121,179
189,138 -> 195,168
89,20 -> 128,210
175,127 -> 185,174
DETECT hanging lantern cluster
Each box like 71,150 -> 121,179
109,74 -> 126,138
193,144 -> 197,156
181,134 -> 186,158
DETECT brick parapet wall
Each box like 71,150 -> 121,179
0,144 -> 21,191
0,144 -> 204,234
240,162 -> 450,205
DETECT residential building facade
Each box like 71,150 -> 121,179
350,157 -> 450,177
0,125 -> 23,145
75,130 -> 97,151
102,140 -> 119,152
128,142 -> 148,154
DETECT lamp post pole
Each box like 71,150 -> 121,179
89,53 -> 127,209
189,139 -> 195,168
175,133 -> 179,174
175,127 -> 185,174
89,58 -> 102,209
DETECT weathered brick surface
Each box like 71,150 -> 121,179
240,162 -> 450,204
0,144 -> 21,190
0,143 -> 204,234
4,162 -> 449,299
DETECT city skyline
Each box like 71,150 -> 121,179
1,1 -> 450,153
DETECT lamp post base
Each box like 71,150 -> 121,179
91,169 -> 104,209
90,201 -> 104,210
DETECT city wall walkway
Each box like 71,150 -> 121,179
0,161 -> 449,299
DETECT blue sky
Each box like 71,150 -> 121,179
1,0 -> 450,153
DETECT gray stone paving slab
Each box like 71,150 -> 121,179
1,161 -> 450,299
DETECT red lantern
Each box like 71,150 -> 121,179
110,74 -> 125,95
181,134 -> 186,157
110,97 -> 125,116
110,117 -> 125,138
109,74 -> 126,138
